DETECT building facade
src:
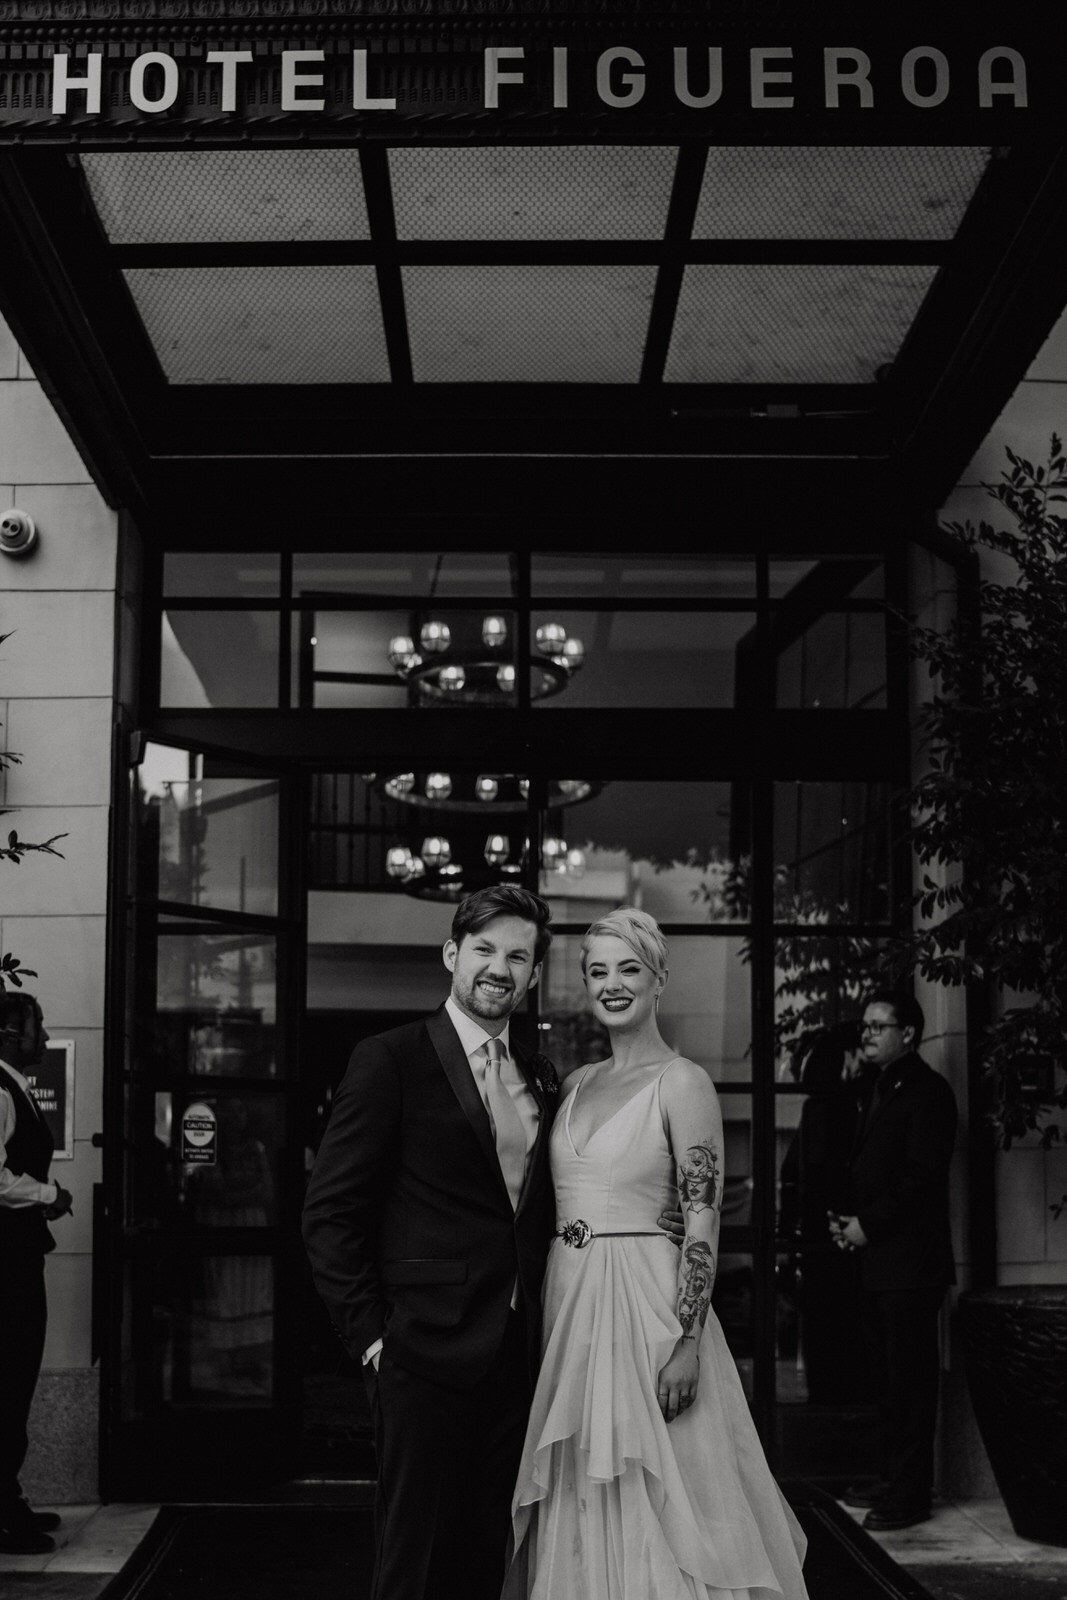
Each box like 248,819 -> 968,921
0,0 -> 1065,1505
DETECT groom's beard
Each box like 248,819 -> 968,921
453,973 -> 520,1022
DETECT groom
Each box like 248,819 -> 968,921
303,884 -> 560,1600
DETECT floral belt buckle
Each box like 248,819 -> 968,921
558,1218 -> 594,1249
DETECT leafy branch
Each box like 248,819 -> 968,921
0,630 -> 66,994
890,441 -> 1067,1173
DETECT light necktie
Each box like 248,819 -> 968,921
482,1037 -> 528,1211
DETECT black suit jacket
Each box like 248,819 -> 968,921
302,1006 -> 558,1391
848,1051 -> 958,1293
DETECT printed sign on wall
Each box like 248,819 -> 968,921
27,1040 -> 75,1161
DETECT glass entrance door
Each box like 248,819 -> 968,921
106,741 -> 303,1498
305,768 -> 900,1474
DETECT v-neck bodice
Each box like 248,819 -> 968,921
551,1063 -> 677,1234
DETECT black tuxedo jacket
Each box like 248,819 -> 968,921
848,1050 -> 958,1293
302,1006 -> 559,1391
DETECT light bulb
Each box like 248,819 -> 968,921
484,833 -> 509,867
475,776 -> 499,803
496,663 -> 516,693
386,846 -> 413,879
425,772 -> 452,802
536,622 -> 567,656
388,635 -> 415,670
482,615 -> 508,649
439,665 -> 466,693
421,835 -> 451,868
420,620 -> 451,654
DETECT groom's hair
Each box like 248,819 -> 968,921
451,886 -> 553,963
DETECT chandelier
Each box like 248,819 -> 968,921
370,772 -> 596,900
387,615 -> 586,705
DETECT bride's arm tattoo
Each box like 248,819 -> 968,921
678,1138 -> 720,1215
675,1133 -> 721,1338
678,1240 -> 716,1337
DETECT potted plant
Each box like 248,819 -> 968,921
894,442 -> 1067,1546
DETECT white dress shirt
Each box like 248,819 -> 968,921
0,1057 -> 58,1209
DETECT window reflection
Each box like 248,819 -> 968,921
713,1249 -> 755,1402
154,926 -> 278,1079
146,1091 -> 284,1229
774,936 -> 884,1084
297,609 -> 411,710
776,612 -> 887,709
768,555 -> 883,602
164,553 -> 280,599
157,1256 -> 274,1404
138,756 -> 279,918
294,551 -> 514,598
540,780 -> 748,924
532,553 -> 756,600
161,611 -> 279,708
532,610 -> 753,709
774,782 -> 893,925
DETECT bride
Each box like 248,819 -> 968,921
506,908 -> 809,1600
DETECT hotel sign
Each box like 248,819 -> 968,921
0,3 -> 1062,141
39,43 -> 1029,117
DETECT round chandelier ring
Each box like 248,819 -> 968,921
375,774 -> 600,812
403,650 -> 570,704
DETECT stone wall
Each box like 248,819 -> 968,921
0,316 -> 118,1502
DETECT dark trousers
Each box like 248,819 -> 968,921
0,1253 -> 47,1508
861,1285 -> 944,1508
798,1252 -> 871,1404
367,1311 -> 532,1600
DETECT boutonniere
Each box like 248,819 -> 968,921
532,1052 -> 558,1099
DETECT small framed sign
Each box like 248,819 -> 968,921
26,1040 -> 75,1160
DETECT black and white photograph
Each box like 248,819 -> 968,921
1,3 -> 1066,1598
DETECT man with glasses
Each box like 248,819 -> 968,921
830,991 -> 957,1532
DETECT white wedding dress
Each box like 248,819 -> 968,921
506,1063 -> 809,1600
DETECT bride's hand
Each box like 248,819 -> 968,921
656,1338 -> 699,1422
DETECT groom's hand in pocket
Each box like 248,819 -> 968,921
658,1206 -> 685,1247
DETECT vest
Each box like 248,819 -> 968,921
0,1060 -> 55,1255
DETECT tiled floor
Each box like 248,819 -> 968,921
0,1503 -> 158,1578
1,1495 -> 1065,1598
839,1496 -> 1067,1570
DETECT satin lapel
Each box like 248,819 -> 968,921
424,1007 -> 510,1202
513,1042 -> 550,1222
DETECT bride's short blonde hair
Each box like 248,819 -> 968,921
580,907 -> 669,979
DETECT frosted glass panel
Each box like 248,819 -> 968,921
691,145 -> 990,241
666,264 -> 937,384
390,145 -> 677,240
82,149 -> 370,244
125,265 -> 389,384
404,265 -> 655,383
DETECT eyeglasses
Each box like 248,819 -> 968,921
861,1020 -> 899,1036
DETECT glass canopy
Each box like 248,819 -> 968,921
79,143 -> 993,388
